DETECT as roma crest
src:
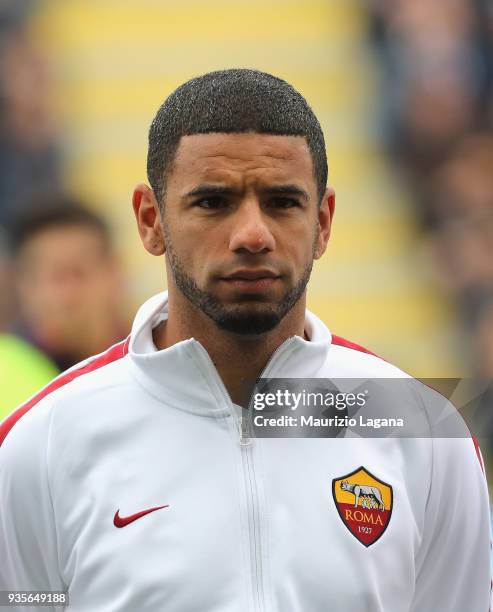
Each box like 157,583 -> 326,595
332,467 -> 393,547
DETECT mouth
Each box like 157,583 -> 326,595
220,269 -> 281,293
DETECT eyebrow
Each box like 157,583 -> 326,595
264,185 -> 310,201
184,185 -> 236,198
184,183 -> 310,200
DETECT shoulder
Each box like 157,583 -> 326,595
0,336 -> 131,450
328,335 -> 487,476
327,334 -> 410,378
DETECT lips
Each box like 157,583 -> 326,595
223,270 -> 280,281
220,270 -> 281,293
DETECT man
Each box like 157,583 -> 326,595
0,69 -> 490,611
9,197 -> 128,371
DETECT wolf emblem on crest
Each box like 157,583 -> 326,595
340,480 -> 385,511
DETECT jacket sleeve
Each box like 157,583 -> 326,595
410,436 -> 491,612
0,398 -> 65,611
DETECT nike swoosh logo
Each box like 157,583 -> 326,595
113,505 -> 169,528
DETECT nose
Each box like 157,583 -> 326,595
228,199 -> 275,254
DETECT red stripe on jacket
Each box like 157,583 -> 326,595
331,334 -> 382,359
0,336 -> 130,447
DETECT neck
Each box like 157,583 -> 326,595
153,289 -> 307,406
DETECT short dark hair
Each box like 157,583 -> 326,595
9,194 -> 112,255
147,69 -> 328,207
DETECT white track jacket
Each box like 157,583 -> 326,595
0,292 -> 491,611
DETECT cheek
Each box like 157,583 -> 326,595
282,223 -> 317,257
172,220 -> 225,262
166,228 -> 209,279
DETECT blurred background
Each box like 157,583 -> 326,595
0,0 -> 492,465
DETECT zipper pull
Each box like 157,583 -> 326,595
239,415 -> 253,446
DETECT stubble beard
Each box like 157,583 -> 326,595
164,233 -> 315,336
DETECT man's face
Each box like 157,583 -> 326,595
15,225 -> 121,352
156,133 -> 332,335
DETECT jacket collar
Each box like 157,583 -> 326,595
128,291 -> 332,415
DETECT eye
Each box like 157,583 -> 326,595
194,196 -> 228,210
270,197 -> 301,209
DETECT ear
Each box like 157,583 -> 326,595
132,184 -> 165,256
314,186 -> 335,260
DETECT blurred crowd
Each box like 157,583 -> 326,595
0,2 -> 129,417
368,0 -> 493,380
0,0 -> 60,232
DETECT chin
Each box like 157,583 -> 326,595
213,305 -> 282,335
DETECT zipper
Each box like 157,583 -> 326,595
242,434 -> 263,611
240,336 -> 298,444
194,336 -> 299,611
239,336 -> 298,610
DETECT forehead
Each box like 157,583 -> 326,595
18,225 -> 106,262
170,133 -> 315,186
